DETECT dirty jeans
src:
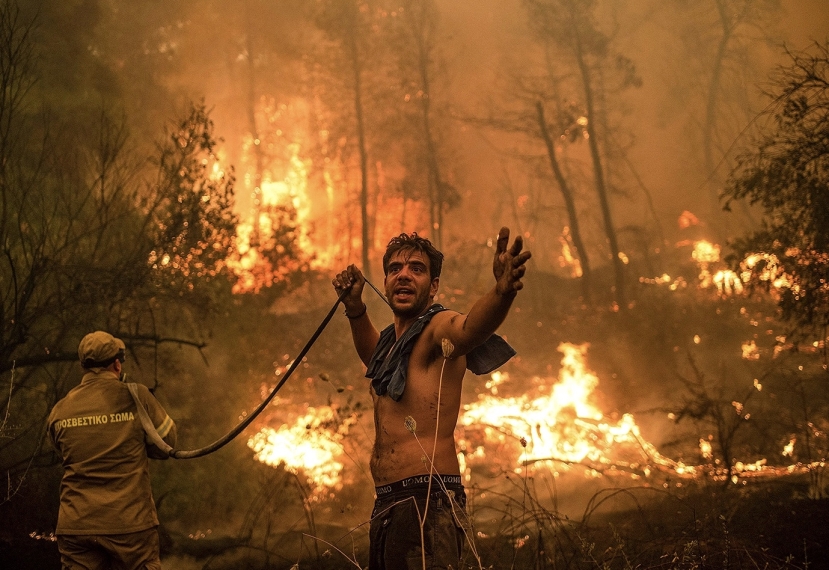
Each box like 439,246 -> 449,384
369,475 -> 470,570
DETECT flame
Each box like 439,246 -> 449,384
638,239 -> 751,297
741,340 -> 760,360
558,227 -> 583,278
247,342 -> 825,496
692,240 -> 720,264
226,98 -> 338,294
678,210 -> 700,229
692,240 -> 720,289
699,438 -> 713,460
713,269 -> 744,295
247,405 -> 355,498
741,252 -> 797,292
459,343 -> 692,478
226,98 -> 435,292
459,342 -> 825,486
227,138 -> 314,293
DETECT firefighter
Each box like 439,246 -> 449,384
48,331 -> 176,570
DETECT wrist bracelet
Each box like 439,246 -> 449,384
345,304 -> 367,319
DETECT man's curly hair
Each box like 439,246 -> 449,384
382,233 -> 444,278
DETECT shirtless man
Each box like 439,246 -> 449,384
332,227 -> 530,570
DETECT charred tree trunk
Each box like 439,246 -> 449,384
403,0 -> 445,250
702,0 -> 734,235
573,33 -> 625,310
535,101 -> 591,301
704,0 -> 756,235
348,32 -> 372,281
244,2 -> 264,246
416,25 -> 444,251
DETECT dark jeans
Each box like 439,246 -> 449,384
369,481 -> 471,570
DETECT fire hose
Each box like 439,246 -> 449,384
130,279 -> 390,459
129,286 -> 358,459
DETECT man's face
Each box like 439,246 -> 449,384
384,249 -> 439,319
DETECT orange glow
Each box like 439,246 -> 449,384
678,210 -> 699,229
227,134 -> 313,293
741,252 -> 797,292
459,343 -> 694,479
713,269 -> 744,295
248,343 -> 824,495
558,228 -> 583,278
247,405 -> 356,498
692,240 -> 720,264
225,98 -> 329,293
741,340 -> 760,360
226,98 -> 435,292
640,239 -> 746,297
458,342 -> 825,485
692,240 -> 720,289
699,438 -> 713,460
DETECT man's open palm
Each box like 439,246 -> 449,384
493,227 -> 531,295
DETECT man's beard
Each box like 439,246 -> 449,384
389,289 -> 432,319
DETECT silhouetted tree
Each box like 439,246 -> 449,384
523,0 -> 641,309
724,41 -> 829,336
667,0 -> 782,234
536,100 -> 592,301
391,0 -> 459,250
311,0 -> 380,280
464,35 -> 595,299
0,0 -> 239,514
0,99 -> 239,481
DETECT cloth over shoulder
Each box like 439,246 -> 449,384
365,303 -> 516,401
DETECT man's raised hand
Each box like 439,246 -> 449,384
493,227 -> 531,296
332,264 -> 366,314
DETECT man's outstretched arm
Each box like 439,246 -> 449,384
432,227 -> 531,356
333,264 -> 380,367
